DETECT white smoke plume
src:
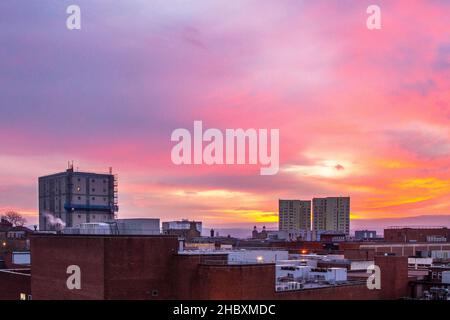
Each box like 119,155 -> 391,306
44,212 -> 66,231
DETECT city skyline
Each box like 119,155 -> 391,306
1,1 -> 450,228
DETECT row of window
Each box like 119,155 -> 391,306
75,214 -> 109,220
75,186 -> 108,193
76,196 -> 108,201
76,178 -> 108,184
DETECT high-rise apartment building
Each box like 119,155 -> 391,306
312,197 -> 350,235
38,165 -> 118,230
279,200 -> 311,232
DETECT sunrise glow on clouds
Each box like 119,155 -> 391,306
0,0 -> 449,228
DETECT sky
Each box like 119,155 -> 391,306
0,0 -> 449,230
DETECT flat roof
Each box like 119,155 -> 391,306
361,243 -> 450,247
0,269 -> 31,276
30,233 -> 178,239
39,170 -> 113,179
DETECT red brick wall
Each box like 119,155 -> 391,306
0,271 -> 31,300
171,254 -> 228,299
190,255 -> 410,300
363,244 -> 450,256
299,242 -> 324,252
31,236 -> 106,300
340,242 -> 365,250
29,235 -> 411,300
196,264 -> 276,300
103,236 -> 178,300
384,228 -> 450,243
31,235 -> 179,300
189,262 -> 404,300
344,249 -> 375,261
375,255 -> 409,299
275,284 -> 380,300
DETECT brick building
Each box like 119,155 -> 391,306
384,227 -> 450,243
31,235 -> 178,299
0,269 -> 31,300
162,220 -> 201,242
12,234 -> 412,300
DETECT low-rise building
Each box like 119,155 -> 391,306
63,218 -> 161,235
384,226 -> 450,243
162,220 -> 201,241
355,230 -> 377,240
9,234 -> 411,300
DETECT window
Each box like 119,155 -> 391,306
92,197 -> 95,200
92,188 -> 95,192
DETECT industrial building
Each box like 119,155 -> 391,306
38,165 -> 118,230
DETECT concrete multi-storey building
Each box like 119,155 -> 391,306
313,197 -> 350,235
38,166 -> 118,231
279,200 -> 311,232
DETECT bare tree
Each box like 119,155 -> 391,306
1,211 -> 27,227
